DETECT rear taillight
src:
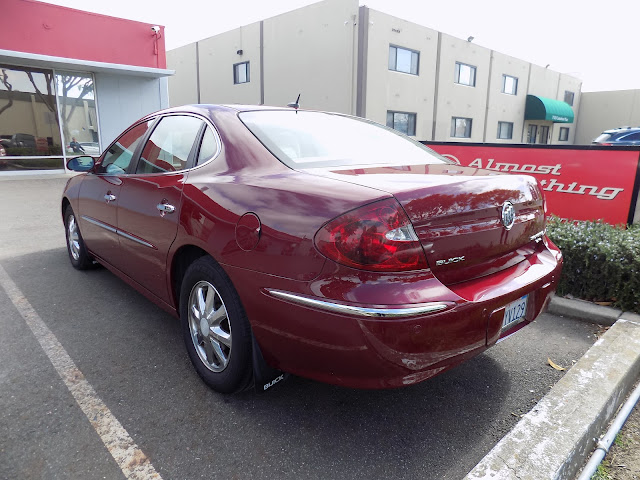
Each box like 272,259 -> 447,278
314,198 -> 428,271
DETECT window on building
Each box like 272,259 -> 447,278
451,117 -> 473,138
564,90 -> 574,106
527,124 -> 538,144
386,111 -> 417,136
502,75 -> 518,95
455,62 -> 476,86
497,121 -> 514,140
558,127 -> 569,142
56,72 -> 99,156
388,46 -> 419,75
233,62 -> 250,84
0,65 -> 64,169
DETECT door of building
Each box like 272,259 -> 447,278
527,124 -> 538,144
539,126 -> 549,144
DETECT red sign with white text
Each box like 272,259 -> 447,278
424,143 -> 640,225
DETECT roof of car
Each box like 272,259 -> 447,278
603,126 -> 640,134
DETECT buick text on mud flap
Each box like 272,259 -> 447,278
263,374 -> 285,391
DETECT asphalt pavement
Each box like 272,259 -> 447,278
0,175 -> 601,479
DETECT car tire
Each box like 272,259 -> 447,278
64,205 -> 95,270
180,256 -> 253,394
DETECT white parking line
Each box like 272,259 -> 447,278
0,263 -> 163,480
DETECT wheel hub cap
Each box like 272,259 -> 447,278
188,280 -> 232,373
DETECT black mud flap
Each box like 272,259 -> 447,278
252,336 -> 288,393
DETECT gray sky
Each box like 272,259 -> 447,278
43,0 -> 638,92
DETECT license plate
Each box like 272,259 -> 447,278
502,295 -> 528,330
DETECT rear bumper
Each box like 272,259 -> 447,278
227,241 -> 563,389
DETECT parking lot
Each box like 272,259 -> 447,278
0,175 -> 601,479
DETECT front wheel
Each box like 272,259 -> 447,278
64,205 -> 94,270
180,256 -> 253,393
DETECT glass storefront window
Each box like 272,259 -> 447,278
0,65 -> 63,160
56,72 -> 99,156
0,65 -> 99,172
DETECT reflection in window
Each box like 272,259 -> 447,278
233,62 -> 250,84
558,127 -> 569,142
451,117 -> 473,138
455,62 -> 476,87
0,65 -> 62,158
386,111 -> 416,136
56,72 -> 99,156
197,127 -> 219,166
502,75 -> 518,95
100,121 -> 152,175
497,121 -> 513,139
389,46 -> 419,75
136,116 -> 203,174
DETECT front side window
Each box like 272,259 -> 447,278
564,90 -> 575,106
99,121 -> 152,174
136,115 -> 203,174
386,111 -> 416,136
388,46 -> 419,75
502,75 -> 518,95
455,62 -> 476,86
497,121 -> 513,140
239,110 -> 449,169
558,127 -> 569,141
451,117 -> 473,138
234,62 -> 250,84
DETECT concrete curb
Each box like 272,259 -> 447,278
548,296 -> 623,326
465,306 -> 640,479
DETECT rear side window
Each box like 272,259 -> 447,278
100,121 -> 152,174
196,126 -> 219,166
136,116 -> 203,174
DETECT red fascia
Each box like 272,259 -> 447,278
2,0 -> 166,69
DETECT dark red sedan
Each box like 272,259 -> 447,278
62,105 -> 562,393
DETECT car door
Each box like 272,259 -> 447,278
77,120 -> 153,263
113,115 -> 205,301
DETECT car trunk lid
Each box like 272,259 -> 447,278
309,163 -> 546,285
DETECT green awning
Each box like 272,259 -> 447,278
525,95 -> 574,123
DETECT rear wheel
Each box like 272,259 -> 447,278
64,205 -> 94,270
180,256 -> 252,393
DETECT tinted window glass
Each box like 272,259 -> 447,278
136,116 -> 203,174
239,110 -> 448,169
621,132 -> 640,142
197,127 -> 219,166
100,121 -> 152,174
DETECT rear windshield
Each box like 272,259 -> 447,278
239,110 -> 450,169
594,133 -> 612,143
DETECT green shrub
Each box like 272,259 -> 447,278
546,216 -> 640,313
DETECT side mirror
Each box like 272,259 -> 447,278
67,155 -> 95,172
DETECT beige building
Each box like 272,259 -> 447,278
167,0 -> 581,144
575,90 -> 640,145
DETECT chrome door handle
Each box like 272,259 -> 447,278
157,203 -> 176,214
104,194 -> 116,202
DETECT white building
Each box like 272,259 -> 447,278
167,0 -> 581,144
